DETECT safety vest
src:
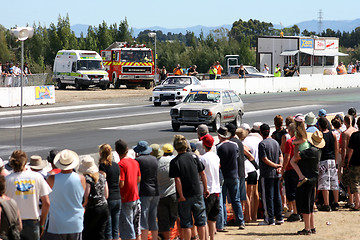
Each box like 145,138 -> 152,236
274,67 -> 281,77
215,65 -> 222,75
173,68 -> 183,75
336,65 -> 347,75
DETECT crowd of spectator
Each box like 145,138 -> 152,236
0,107 -> 359,240
0,61 -> 32,87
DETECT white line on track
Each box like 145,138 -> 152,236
0,110 -> 168,129
101,121 -> 171,130
244,104 -> 324,116
0,103 -> 124,117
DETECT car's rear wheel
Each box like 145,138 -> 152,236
154,102 -> 161,106
75,80 -> 81,90
232,111 -> 243,128
212,114 -> 221,132
169,102 -> 176,106
172,122 -> 181,132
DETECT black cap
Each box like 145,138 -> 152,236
260,123 -> 270,133
348,107 -> 357,116
225,123 -> 236,136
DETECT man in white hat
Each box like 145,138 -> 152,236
44,149 -> 86,239
5,150 -> 52,240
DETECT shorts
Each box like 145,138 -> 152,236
239,177 -> 247,201
178,194 -> 207,228
204,193 -> 220,221
318,160 -> 339,191
342,166 -> 351,187
140,196 -> 160,231
284,169 -> 299,201
296,182 -> 315,214
157,193 -> 178,232
348,166 -> 360,194
119,200 -> 141,240
246,171 -> 257,185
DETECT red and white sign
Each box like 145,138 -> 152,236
314,39 -> 326,50
325,39 -> 339,49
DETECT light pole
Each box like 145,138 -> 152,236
148,32 -> 157,77
10,27 -> 34,150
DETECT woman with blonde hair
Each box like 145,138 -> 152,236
80,155 -> 109,240
98,144 -> 121,240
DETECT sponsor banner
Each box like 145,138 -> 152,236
300,39 -> 314,49
35,86 -> 54,100
325,39 -> 339,49
315,39 -> 326,50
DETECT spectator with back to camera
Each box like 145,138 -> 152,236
291,130 -> 325,235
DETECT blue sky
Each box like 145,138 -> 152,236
2,0 -> 358,29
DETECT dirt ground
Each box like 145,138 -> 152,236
215,206 -> 360,240
55,87 -> 153,103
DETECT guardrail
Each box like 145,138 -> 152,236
200,73 -> 360,95
0,73 -> 48,87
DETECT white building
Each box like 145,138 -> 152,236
256,36 -> 348,75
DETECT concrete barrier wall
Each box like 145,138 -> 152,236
202,73 -> 360,94
0,85 -> 56,108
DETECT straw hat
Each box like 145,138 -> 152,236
53,149 -> 80,170
307,131 -> 325,149
78,155 -> 98,174
28,155 -> 47,170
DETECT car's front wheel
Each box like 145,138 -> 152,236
212,114 -> 221,132
232,111 -> 243,128
169,102 -> 176,106
154,102 -> 161,106
172,122 -> 181,132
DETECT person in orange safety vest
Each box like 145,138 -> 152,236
173,64 -> 184,75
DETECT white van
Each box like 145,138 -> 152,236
53,50 -> 109,90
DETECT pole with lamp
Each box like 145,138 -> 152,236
148,32 -> 157,83
10,27 -> 34,150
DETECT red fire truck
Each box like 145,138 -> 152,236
101,42 -> 155,89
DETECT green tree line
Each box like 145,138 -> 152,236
1,15 -> 360,74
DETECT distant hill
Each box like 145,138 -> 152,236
70,19 -> 360,38
296,18 -> 360,33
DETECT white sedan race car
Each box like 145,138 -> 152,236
152,76 -> 204,106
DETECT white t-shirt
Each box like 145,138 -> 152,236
199,151 -> 220,194
242,133 -> 262,165
6,169 -> 52,220
263,66 -> 269,74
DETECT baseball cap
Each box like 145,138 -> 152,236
162,144 -> 174,153
240,123 -> 251,131
318,109 -> 327,117
253,122 -> 262,131
200,134 -> 214,148
260,123 -> 270,133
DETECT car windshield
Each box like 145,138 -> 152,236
245,66 -> 260,73
184,91 -> 221,103
77,60 -> 103,70
163,77 -> 191,85
120,50 -> 153,63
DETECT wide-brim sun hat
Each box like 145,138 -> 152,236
307,131 -> 325,149
133,141 -> 152,155
28,155 -> 48,170
54,149 -> 80,170
305,112 -> 317,126
217,126 -> 231,138
78,155 -> 98,174
294,113 -> 305,122
150,144 -> 164,159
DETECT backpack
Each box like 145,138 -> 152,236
0,199 -> 21,240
